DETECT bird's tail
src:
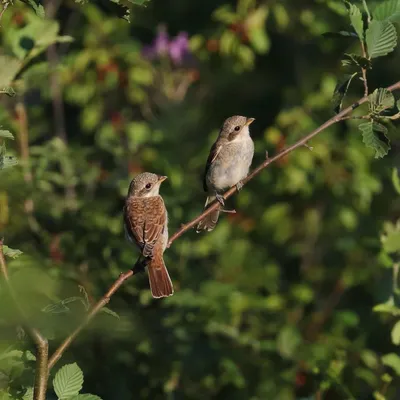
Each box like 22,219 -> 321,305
196,196 -> 220,232
147,255 -> 174,298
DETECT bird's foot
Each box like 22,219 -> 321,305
236,181 -> 244,191
215,193 -> 225,206
220,208 -> 236,214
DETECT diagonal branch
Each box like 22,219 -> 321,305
0,240 -> 48,400
47,80 -> 400,370
168,80 -> 400,245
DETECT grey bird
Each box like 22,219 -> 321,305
196,115 -> 255,232
124,172 -> 174,298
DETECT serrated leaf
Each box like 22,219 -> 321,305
373,0 -> 400,23
100,307 -> 120,319
382,353 -> 400,375
366,20 -> 397,58
68,395 -> 102,400
53,363 -> 84,399
332,73 -> 358,113
391,320 -> 400,345
3,246 -> 23,259
0,56 -> 21,88
0,131 -> 14,140
349,3 -> 364,40
359,121 -> 391,158
392,168 -> 400,195
369,88 -> 395,114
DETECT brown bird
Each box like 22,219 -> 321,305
124,172 -> 173,298
196,115 -> 255,232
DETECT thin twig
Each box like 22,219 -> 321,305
168,80 -> 400,246
360,41 -> 369,97
48,269 -> 136,369
46,80 -> 400,371
0,1 -> 10,23
0,240 -> 48,400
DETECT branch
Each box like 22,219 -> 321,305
48,269 -> 137,369
47,80 -> 400,370
0,240 -> 48,400
168,80 -> 400,246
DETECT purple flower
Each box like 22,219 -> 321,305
169,32 -> 189,65
142,26 -> 191,66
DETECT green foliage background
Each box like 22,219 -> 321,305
1,0 -> 400,399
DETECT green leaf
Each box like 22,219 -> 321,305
332,73 -> 358,113
68,395 -> 102,400
391,320 -> 400,345
342,53 -> 371,70
373,0 -> 400,23
392,168 -> 400,195
374,297 -> 400,315
23,0 -> 45,17
100,307 -> 120,319
0,56 -> 21,88
366,20 -> 397,58
0,154 -> 18,170
23,387 -> 33,400
359,121 -> 391,158
276,326 -> 301,358
382,353 -> 400,375
369,88 -> 395,114
3,246 -> 23,259
381,221 -> 400,253
349,3 -> 365,40
0,131 -> 14,140
53,363 -> 84,399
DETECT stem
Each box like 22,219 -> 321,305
48,269 -> 136,369
360,42 -> 369,97
0,241 -> 49,400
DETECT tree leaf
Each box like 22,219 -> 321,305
359,121 -> 391,158
373,0 -> 400,23
0,56 -> 21,88
100,307 -> 120,319
23,387 -> 33,400
381,221 -> 400,253
369,88 -> 395,114
53,363 -> 84,399
3,246 -> 23,259
382,353 -> 400,375
0,131 -> 14,140
68,395 -> 102,400
349,3 -> 365,40
0,154 -> 18,170
332,73 -> 358,113
391,320 -> 400,345
366,20 -> 397,58
392,168 -> 400,195
342,53 -> 371,70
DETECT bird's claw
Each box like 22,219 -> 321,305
236,181 -> 244,191
215,193 -> 225,206
221,208 -> 236,214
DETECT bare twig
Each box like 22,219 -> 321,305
0,241 -> 48,400
0,1 -> 10,23
45,80 -> 400,371
48,269 -> 136,369
360,41 -> 369,97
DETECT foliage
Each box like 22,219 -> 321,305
0,0 -> 400,399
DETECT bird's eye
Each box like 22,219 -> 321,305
145,183 -> 152,189
234,126 -> 241,131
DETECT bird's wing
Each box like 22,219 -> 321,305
203,140 -> 223,192
124,196 -> 166,258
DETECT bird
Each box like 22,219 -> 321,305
196,115 -> 255,232
124,172 -> 174,298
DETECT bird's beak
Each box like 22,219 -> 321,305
245,117 -> 255,126
157,175 -> 168,183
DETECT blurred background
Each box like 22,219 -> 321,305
1,0 -> 400,399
